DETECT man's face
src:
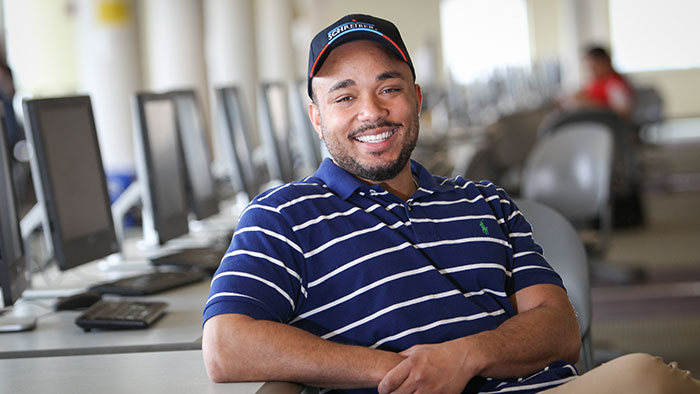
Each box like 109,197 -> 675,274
585,56 -> 607,78
308,40 -> 422,183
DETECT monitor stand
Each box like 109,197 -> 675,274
111,179 -> 142,250
0,315 -> 37,333
0,307 -> 37,333
109,179 -> 232,270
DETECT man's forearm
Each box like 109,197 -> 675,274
202,313 -> 404,388
377,289 -> 580,394
458,286 -> 581,379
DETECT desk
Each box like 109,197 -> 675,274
0,274 -> 210,359
0,349 -> 308,394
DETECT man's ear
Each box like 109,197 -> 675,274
308,102 -> 324,139
414,84 -> 423,116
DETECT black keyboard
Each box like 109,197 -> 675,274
75,300 -> 168,331
89,270 -> 207,296
150,247 -> 226,274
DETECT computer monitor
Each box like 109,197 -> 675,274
168,90 -> 219,220
22,96 -> 119,271
258,82 -> 295,184
132,92 -> 190,246
289,80 -> 324,173
0,107 -> 29,307
215,86 -> 259,199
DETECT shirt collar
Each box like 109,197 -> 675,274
313,158 -> 365,200
314,158 -> 454,200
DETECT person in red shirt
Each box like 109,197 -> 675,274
572,46 -> 634,118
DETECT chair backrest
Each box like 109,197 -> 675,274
632,86 -> 663,127
514,198 -> 591,338
537,108 -> 626,140
537,108 -> 636,180
488,109 -> 547,170
521,123 -> 613,225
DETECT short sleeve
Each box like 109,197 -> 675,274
202,203 -> 306,325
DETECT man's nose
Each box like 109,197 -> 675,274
356,95 -> 388,123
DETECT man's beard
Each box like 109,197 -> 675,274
320,116 -> 419,182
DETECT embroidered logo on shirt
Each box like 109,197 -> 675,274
479,220 -> 489,235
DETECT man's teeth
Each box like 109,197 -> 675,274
355,130 -> 394,143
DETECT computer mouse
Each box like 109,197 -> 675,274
54,291 -> 103,311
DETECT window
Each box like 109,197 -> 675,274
609,0 -> 700,72
440,0 -> 531,84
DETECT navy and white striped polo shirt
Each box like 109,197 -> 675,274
204,158 -> 577,394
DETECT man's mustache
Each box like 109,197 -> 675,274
349,121 -> 403,139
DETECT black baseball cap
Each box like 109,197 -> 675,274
307,14 -> 415,99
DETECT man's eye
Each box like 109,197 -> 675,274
335,96 -> 353,103
382,88 -> 400,94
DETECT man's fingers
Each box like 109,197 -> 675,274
398,344 -> 421,357
378,359 -> 411,394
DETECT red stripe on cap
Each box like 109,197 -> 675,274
309,42 -> 331,78
309,32 -> 408,78
380,33 -> 408,62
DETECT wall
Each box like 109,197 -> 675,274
628,69 -> 700,119
304,0 -> 443,86
3,0 -> 78,96
528,0 -> 700,118
527,0 -> 560,61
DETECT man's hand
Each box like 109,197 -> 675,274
377,284 -> 580,393
378,341 -> 474,394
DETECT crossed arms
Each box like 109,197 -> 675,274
202,283 -> 580,393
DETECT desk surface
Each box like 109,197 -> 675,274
0,266 -> 211,359
0,349 -> 307,394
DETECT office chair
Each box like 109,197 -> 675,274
538,108 -> 644,228
531,115 -> 647,284
522,122 -> 614,241
632,86 -> 664,142
452,139 -> 499,184
515,199 -> 594,372
486,108 -> 549,193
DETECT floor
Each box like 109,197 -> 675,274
590,119 -> 700,376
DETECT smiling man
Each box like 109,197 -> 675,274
202,14 -> 700,394
308,38 -> 421,200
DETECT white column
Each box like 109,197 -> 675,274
140,0 -> 208,99
558,0 -> 583,92
254,0 -> 294,82
75,0 -> 141,191
203,0 -> 258,167
586,0 -> 611,45
3,0 -> 78,96
140,0 -> 210,153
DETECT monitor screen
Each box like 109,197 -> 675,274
0,108 -> 29,306
215,86 -> 258,199
169,90 -> 219,220
258,83 -> 295,183
22,96 -> 119,271
133,93 -> 189,245
289,80 -> 323,173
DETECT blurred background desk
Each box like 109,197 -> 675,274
0,349 -> 307,394
0,267 -> 210,359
